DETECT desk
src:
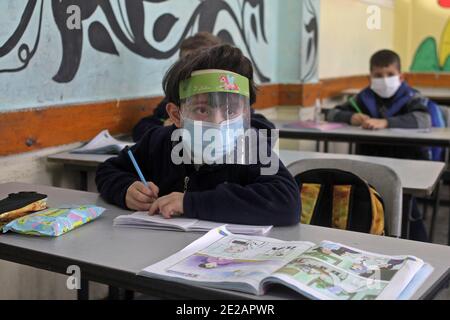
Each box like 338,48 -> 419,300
280,150 -> 445,198
0,182 -> 449,300
342,87 -> 450,105
48,150 -> 446,198
275,120 -> 450,150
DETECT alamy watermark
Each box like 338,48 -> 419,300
66,265 -> 81,290
367,5 -> 382,30
171,128 -> 280,176
66,5 -> 81,30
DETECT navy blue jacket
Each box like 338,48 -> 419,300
327,83 -> 432,160
96,126 -> 300,226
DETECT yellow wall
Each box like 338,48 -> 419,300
319,0 -> 395,78
395,0 -> 450,71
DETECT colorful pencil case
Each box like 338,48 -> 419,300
2,205 -> 105,236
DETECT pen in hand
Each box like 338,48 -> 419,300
125,147 -> 159,210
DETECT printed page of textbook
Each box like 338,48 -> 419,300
263,240 -> 426,300
72,129 -> 131,154
139,226 -> 315,296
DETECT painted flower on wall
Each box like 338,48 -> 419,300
410,19 -> 450,72
439,0 -> 450,8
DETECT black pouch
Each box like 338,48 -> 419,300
0,192 -> 48,227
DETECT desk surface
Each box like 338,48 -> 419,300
48,150 -> 446,197
0,182 -> 449,300
342,87 -> 450,102
275,120 -> 450,147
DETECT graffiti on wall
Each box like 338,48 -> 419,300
410,18 -> 450,72
0,0 -> 270,84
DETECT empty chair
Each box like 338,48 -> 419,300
287,158 -> 403,237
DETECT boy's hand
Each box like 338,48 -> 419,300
362,118 -> 388,130
351,114 -> 370,126
149,192 -> 184,219
125,181 -> 159,211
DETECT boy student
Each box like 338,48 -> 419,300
327,49 -> 432,160
96,44 -> 300,226
132,32 -> 275,141
327,49 -> 431,241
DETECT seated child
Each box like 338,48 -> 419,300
328,49 -> 432,241
327,49 -> 432,160
96,44 -> 300,226
132,32 -> 274,141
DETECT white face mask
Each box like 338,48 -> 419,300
370,75 -> 402,98
181,115 -> 244,164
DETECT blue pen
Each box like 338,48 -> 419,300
126,147 -> 149,187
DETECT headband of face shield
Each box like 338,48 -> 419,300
179,69 -> 251,164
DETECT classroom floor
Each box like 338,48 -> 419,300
422,184 -> 450,300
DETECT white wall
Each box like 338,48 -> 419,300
319,0 -> 395,78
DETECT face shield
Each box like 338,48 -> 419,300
179,69 -> 251,164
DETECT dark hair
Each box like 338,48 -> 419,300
370,49 -> 402,72
163,44 -> 257,106
179,32 -> 222,57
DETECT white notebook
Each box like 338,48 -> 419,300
113,211 -> 273,236
71,130 -> 133,154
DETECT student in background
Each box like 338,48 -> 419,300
132,32 -> 275,141
328,49 -> 432,160
327,49 -> 431,241
97,44 -> 300,226
132,32 -> 222,141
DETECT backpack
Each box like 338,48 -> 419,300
295,169 -> 385,235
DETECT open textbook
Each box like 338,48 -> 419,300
113,211 -> 272,236
71,130 -> 133,154
140,226 -> 433,300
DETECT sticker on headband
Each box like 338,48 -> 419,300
179,69 -> 250,99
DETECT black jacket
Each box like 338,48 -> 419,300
96,125 -> 300,226
132,97 -> 276,142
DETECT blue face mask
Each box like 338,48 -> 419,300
182,115 -> 244,164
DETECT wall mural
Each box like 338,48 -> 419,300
300,0 -> 319,83
0,0 -> 281,111
439,0 -> 450,8
410,18 -> 450,72
0,0 -> 270,84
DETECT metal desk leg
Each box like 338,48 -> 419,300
108,286 -> 120,300
429,182 -> 441,242
80,171 -> 88,192
401,195 -> 413,239
77,279 -> 89,300
124,290 -> 135,300
447,206 -> 450,246
315,141 -> 320,152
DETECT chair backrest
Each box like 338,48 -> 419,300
438,105 -> 450,127
287,158 -> 402,237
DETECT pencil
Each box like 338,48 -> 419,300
126,147 -> 149,187
349,96 -> 363,114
